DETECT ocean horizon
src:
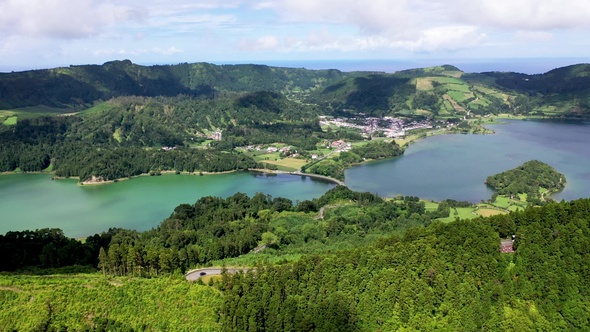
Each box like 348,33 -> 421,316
214,57 -> 589,75
2,57 -> 587,75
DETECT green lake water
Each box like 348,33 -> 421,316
0,172 -> 335,237
346,119 -> 590,202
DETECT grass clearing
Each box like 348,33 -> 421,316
439,207 -> 478,222
430,77 -> 464,85
199,275 -> 223,285
2,116 -> 17,125
253,151 -> 281,162
508,205 -> 524,212
8,105 -> 73,115
113,128 -> 123,143
262,158 -> 307,172
476,208 -> 507,217
80,102 -> 113,115
415,78 -> 434,91
423,200 -> 439,212
447,90 -> 473,103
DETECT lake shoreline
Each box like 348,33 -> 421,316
249,169 -> 345,186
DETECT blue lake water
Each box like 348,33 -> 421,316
345,119 -> 590,202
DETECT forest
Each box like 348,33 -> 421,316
2,192 -> 590,330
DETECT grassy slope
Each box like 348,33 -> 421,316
0,273 -> 221,331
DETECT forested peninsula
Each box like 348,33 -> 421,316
486,160 -> 566,205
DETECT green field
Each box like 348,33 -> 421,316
5,105 -> 74,115
262,158 -> 308,171
0,273 -> 222,331
439,207 -> 479,222
447,90 -> 473,103
475,207 -> 507,217
2,116 -> 17,125
423,200 -> 439,212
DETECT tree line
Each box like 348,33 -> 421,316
221,198 -> 590,331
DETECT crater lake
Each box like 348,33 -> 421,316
2,119 -> 589,238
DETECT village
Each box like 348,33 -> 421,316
230,115 -> 464,170
319,115 -> 449,138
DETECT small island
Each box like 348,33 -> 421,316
486,160 -> 566,205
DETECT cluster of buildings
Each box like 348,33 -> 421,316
329,140 -> 352,152
319,116 -> 435,138
245,145 -> 298,156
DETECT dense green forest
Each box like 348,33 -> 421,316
221,198 -> 590,331
486,160 -> 566,204
2,194 -> 590,330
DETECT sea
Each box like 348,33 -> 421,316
213,57 -> 590,75
2,58 -> 588,75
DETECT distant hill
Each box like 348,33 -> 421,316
0,60 -> 354,110
1,60 -> 590,118
464,63 -> 590,116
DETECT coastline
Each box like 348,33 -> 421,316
78,170 -> 240,186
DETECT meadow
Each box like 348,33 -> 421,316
0,273 -> 222,331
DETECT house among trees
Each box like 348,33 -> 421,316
500,239 -> 514,253
330,140 -> 346,148
210,131 -> 222,141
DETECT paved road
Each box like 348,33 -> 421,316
185,267 -> 250,281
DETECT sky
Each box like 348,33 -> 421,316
1,0 -> 589,73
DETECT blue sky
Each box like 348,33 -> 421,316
1,0 -> 589,72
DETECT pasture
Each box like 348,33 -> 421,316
262,158 -> 308,172
2,116 -> 17,125
475,208 -> 507,217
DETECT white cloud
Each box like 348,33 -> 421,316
454,0 -> 590,30
93,46 -> 184,57
270,0 -> 590,32
514,31 -> 555,42
238,35 -> 279,51
0,0 -> 146,39
249,0 -> 590,53
401,26 -> 488,52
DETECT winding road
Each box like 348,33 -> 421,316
185,267 -> 250,281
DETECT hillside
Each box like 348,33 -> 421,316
0,60 -> 355,110
2,60 -> 590,119
310,64 -> 521,117
464,63 -> 590,116
2,194 -> 590,330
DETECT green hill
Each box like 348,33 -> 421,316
311,65 -> 513,117
0,60 -> 354,111
3,60 -> 590,118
